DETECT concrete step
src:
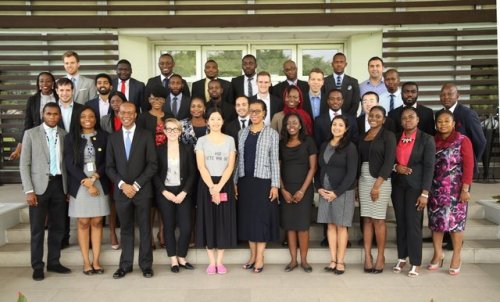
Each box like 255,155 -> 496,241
1,240 -> 499,267
6,217 -> 498,246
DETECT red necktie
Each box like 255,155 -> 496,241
120,81 -> 126,94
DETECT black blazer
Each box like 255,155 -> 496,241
57,101 -> 84,132
206,100 -> 237,123
357,115 -> 396,136
105,127 -> 158,201
223,118 -> 251,148
136,112 -> 173,140
192,78 -> 234,104
302,91 -> 328,121
322,74 -> 360,116
23,92 -> 59,140
144,75 -> 190,112
111,77 -> 145,113
271,79 -> 309,100
391,130 -> 435,191
389,104 -> 435,137
163,94 -> 190,120
316,141 -> 358,197
153,142 -> 196,195
361,127 -> 396,180
249,94 -> 283,121
439,103 -> 486,161
231,75 -> 247,99
64,130 -> 109,198
314,112 -> 359,149
86,97 -> 112,127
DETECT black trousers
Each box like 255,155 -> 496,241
29,176 -> 66,269
115,196 -> 153,271
391,185 -> 423,266
157,186 -> 192,258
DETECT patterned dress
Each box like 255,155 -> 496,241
428,131 -> 473,232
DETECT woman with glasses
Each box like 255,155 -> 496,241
154,118 -> 196,273
236,99 -> 280,273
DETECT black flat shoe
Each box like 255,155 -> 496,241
47,264 -> 71,274
324,261 -> 336,272
284,263 -> 298,272
302,265 -> 313,273
143,268 -> 154,278
334,263 -> 345,275
113,268 -> 132,279
83,268 -> 94,275
93,268 -> 104,274
363,267 -> 374,273
372,268 -> 384,274
179,262 -> 194,270
242,263 -> 255,270
32,268 -> 44,281
171,265 -> 180,273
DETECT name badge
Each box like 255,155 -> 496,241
86,162 -> 95,172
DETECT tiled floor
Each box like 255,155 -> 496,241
1,263 -> 500,302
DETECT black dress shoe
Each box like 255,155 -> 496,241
320,238 -> 329,247
179,262 -> 194,270
32,268 -> 44,281
301,265 -> 313,273
347,240 -> 352,248
143,268 -> 154,278
47,264 -> 71,274
171,265 -> 180,273
113,268 -> 131,279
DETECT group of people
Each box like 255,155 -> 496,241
16,50 -> 486,281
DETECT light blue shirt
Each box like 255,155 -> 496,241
59,101 -> 74,132
379,88 -> 403,114
359,79 -> 388,98
309,92 -> 321,120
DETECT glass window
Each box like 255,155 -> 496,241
255,48 -> 293,79
205,49 -> 244,78
299,45 -> 342,77
160,49 -> 197,78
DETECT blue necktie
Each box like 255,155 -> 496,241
125,130 -> 132,160
48,128 -> 57,175
336,75 -> 342,88
390,94 -> 395,111
163,78 -> 169,89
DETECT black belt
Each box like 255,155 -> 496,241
48,175 -> 62,181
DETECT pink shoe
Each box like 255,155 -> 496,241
217,264 -> 227,274
206,265 -> 216,275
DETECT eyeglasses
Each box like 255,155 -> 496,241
165,128 -> 180,133
249,109 -> 263,115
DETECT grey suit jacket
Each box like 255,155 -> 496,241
72,75 -> 98,104
20,125 -> 68,195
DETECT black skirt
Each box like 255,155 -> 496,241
195,176 -> 237,249
237,176 -> 280,242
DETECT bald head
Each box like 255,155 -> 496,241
440,83 -> 459,109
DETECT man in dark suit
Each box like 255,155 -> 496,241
223,96 -> 250,145
314,89 -> 359,149
439,83 -> 486,163
322,53 -> 360,116
249,71 -> 282,126
112,59 -> 145,113
145,53 -> 190,111
271,60 -> 309,100
163,74 -> 190,120
192,59 -> 233,104
20,102 -> 71,281
206,79 -> 237,123
231,54 -> 258,99
389,82 -> 435,137
87,73 -> 113,127
302,67 -> 327,122
106,102 -> 158,279
55,78 -> 83,248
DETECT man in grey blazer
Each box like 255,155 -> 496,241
62,51 -> 97,104
20,102 -> 70,281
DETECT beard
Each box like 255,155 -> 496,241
98,87 -> 111,95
